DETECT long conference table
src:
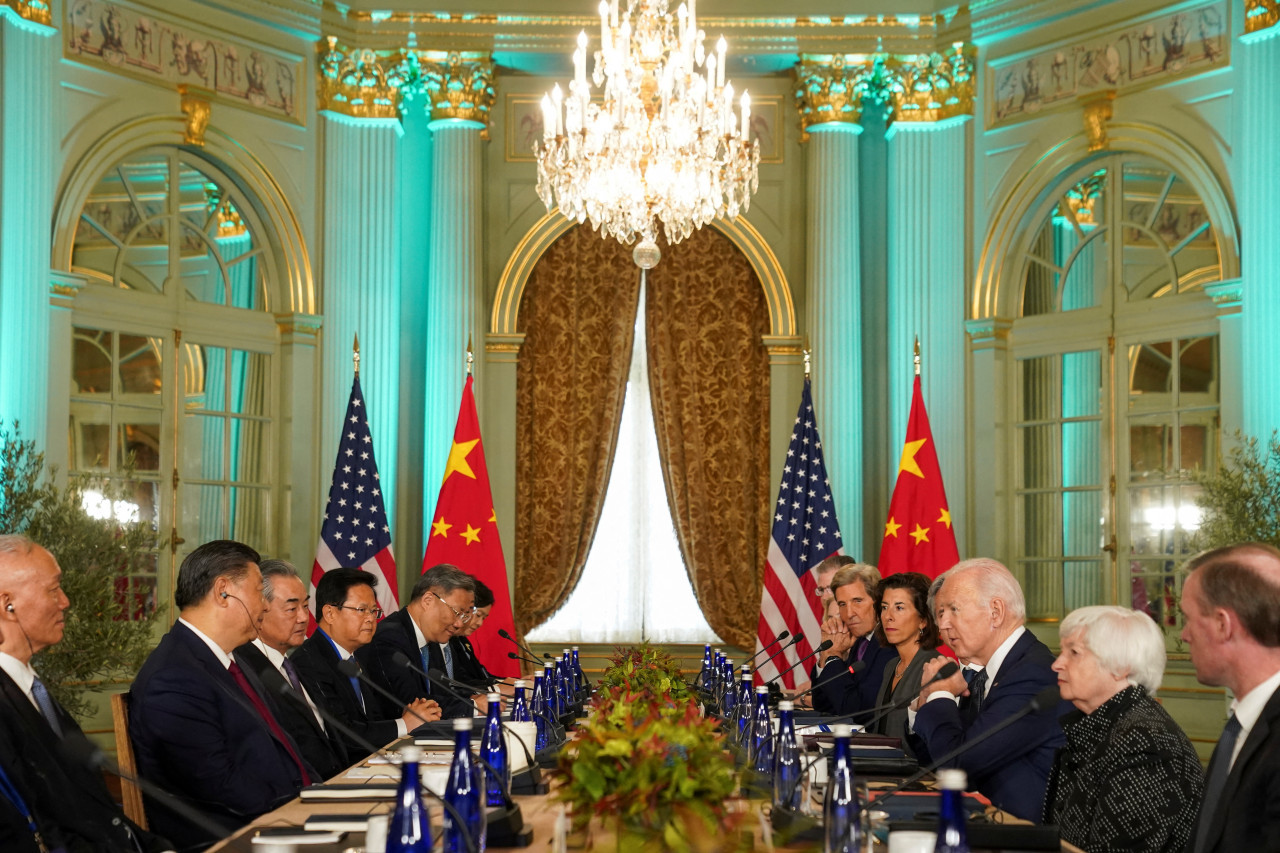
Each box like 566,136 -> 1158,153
204,730 -> 1087,853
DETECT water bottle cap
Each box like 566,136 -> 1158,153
755,685 -> 770,694
831,724 -> 853,737
572,646 -> 580,650
400,745 -> 422,762
514,680 -> 528,688
777,700 -> 794,711
936,768 -> 967,790
487,692 -> 502,702
453,717 -> 473,731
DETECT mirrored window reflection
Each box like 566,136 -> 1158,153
72,149 -> 266,310
1022,169 -> 1108,317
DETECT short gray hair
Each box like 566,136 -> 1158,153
260,558 -> 301,602
412,563 -> 476,602
0,534 -> 36,560
938,558 -> 1026,623
1060,605 -> 1166,693
832,563 -> 881,596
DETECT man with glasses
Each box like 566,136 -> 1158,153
292,568 -> 440,763
357,564 -> 480,719
234,559 -> 347,779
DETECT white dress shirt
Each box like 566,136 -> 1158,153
0,651 -> 41,713
1228,666 -> 1280,768
251,638 -> 327,732
909,625 -> 1027,729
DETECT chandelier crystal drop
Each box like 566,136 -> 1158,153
534,0 -> 760,267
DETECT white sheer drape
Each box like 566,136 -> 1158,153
527,277 -> 722,644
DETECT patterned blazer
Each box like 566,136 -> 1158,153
1044,684 -> 1203,853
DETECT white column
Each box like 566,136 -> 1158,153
1236,27 -> 1280,441
320,113 -> 404,525
806,123 -> 864,559
421,118 -> 484,528
886,117 -> 969,552
0,11 -> 55,446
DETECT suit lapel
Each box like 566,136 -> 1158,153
1204,686 -> 1280,849
313,634 -> 367,720
987,630 -> 1032,696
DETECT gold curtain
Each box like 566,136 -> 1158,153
645,228 -> 771,649
513,225 -> 641,634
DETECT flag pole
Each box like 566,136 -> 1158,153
913,335 -> 921,377
353,333 -> 361,376
466,335 -> 474,377
803,337 -> 811,379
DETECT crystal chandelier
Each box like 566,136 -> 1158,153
534,0 -> 760,269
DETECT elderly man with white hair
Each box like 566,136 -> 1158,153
908,558 -> 1066,821
1043,605 -> 1203,853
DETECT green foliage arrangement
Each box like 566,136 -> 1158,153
597,643 -> 691,703
1194,431 -> 1280,551
0,425 -> 163,720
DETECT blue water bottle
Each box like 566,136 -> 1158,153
571,646 -> 588,697
934,769 -> 970,852
511,679 -> 531,722
444,717 -> 486,853
697,644 -> 712,689
735,667 -> 754,744
749,685 -> 772,768
823,724 -> 861,853
479,692 -> 509,808
721,659 -> 737,720
773,700 -> 801,810
386,746 -> 431,853
530,672 -> 549,751
543,661 -> 561,717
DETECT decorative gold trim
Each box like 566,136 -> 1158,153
794,55 -> 865,138
275,312 -> 322,343
965,316 -> 1013,347
178,84 -> 212,147
2,0 -> 51,27
1203,279 -> 1243,314
1246,0 -> 1280,33
485,333 -> 525,364
49,271 -> 86,304
317,37 -> 407,120
414,51 -> 495,136
1081,90 -> 1115,153
763,336 -> 804,358
888,44 -> 976,123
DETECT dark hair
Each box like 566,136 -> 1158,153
175,540 -> 260,610
315,567 -> 378,619
411,564 -> 476,602
874,571 -> 940,649
1186,543 -> 1280,647
472,578 -> 494,609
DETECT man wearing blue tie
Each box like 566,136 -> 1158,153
291,567 -> 438,763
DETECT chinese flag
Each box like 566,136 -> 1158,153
878,375 -> 960,579
423,375 -> 519,677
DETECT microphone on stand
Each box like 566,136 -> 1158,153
790,660 -> 867,703
822,662 -> 961,730
335,658 -> 439,730
497,628 -> 542,662
758,633 -> 805,673
507,650 -> 544,669
749,630 -> 791,664
765,640 -> 834,687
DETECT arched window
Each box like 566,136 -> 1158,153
1011,154 -> 1223,635
68,147 -> 282,611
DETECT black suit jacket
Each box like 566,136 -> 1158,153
0,667 -> 169,853
130,621 -> 312,850
233,642 -> 347,780
911,629 -> 1068,822
451,635 -> 493,691
1191,680 -> 1280,853
290,630 -> 400,763
355,609 -> 474,719
0,724 -> 43,853
812,634 -> 897,717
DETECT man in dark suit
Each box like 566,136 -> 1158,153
291,568 -> 438,763
908,558 -> 1066,821
450,578 -> 496,690
1181,543 -> 1280,853
130,540 -> 315,850
0,534 -> 172,853
234,558 -> 346,780
357,564 -> 481,718
812,563 -> 896,716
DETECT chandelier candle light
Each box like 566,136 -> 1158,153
534,0 -> 760,269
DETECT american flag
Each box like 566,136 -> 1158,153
754,377 -> 843,688
311,374 -> 399,619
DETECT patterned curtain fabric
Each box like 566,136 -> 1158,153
514,225 -> 641,634
645,228 -> 771,649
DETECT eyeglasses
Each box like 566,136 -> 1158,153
813,586 -> 832,597
337,604 -> 383,619
429,591 -> 475,624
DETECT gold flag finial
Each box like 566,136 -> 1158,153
353,333 -> 361,375
466,335 -> 474,376
913,336 -> 921,376
803,348 -> 811,379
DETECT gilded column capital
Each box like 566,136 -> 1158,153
886,44 -> 976,124
1246,0 -> 1280,35
1,0 -> 52,27
405,51 -> 496,138
317,36 -> 412,121
794,55 -> 869,140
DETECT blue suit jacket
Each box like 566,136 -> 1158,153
911,629 -> 1067,821
129,621 -> 311,850
812,634 -> 897,718
354,609 -> 475,719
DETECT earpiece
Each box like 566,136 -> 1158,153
5,604 -> 12,612
221,592 -> 229,599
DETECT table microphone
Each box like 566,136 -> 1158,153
260,668 -> 479,853
749,630 -> 790,664
790,659 -> 867,702
765,639 -> 834,687
335,658 -> 439,729
497,628 -> 542,662
507,650 -> 545,669
758,632 -> 805,673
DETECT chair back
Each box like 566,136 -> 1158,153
110,692 -> 148,830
